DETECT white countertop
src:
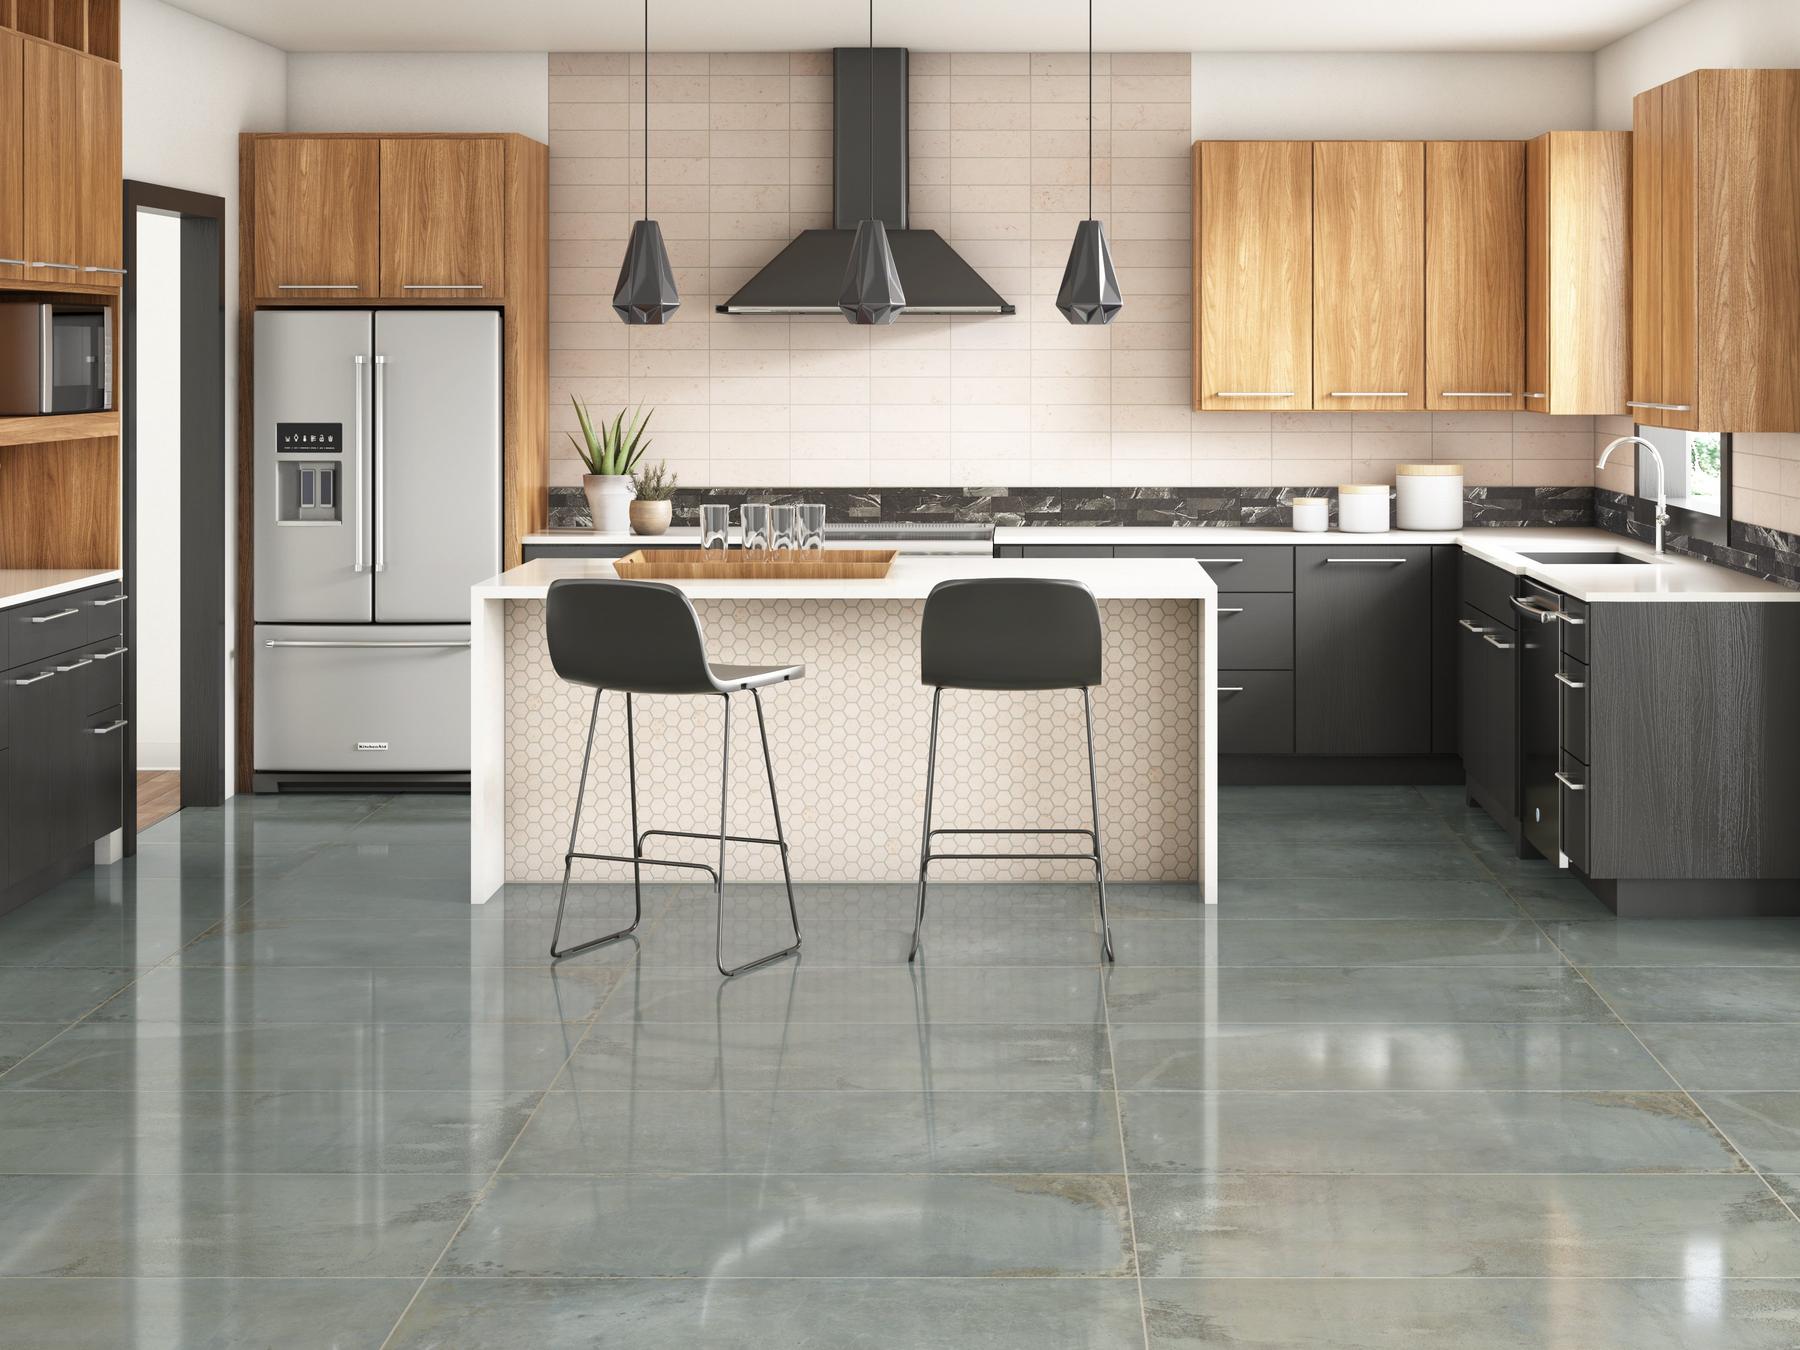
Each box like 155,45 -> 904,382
477,555 -> 1219,602
0,568 -> 121,610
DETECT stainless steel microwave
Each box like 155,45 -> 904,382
0,301 -> 112,415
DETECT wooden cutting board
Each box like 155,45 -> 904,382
610,548 -> 899,580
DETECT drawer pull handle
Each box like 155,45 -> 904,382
1214,391 -> 1294,398
26,607 -> 80,624
91,594 -> 129,607
1218,607 -> 1245,614
1554,770 -> 1586,792
1193,558 -> 1244,564
1440,391 -> 1515,398
278,283 -> 361,290
0,257 -> 24,266
1458,618 -> 1492,634
92,646 -> 129,661
1482,633 -> 1516,650
1218,686 -> 1245,693
1626,401 -> 1692,412
1326,557 -> 1407,564
1524,392 -> 1547,399
8,670 -> 54,686
1554,670 -> 1587,689
1329,390 -> 1409,398
90,719 -> 129,736
401,283 -> 484,290
56,658 -> 93,672
84,266 -> 128,276
29,261 -> 78,270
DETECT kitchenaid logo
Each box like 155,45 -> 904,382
355,741 -> 390,752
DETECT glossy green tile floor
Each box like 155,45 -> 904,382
2,786 -> 1800,1347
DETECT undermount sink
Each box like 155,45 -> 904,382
1517,550 -> 1650,565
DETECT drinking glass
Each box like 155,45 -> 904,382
741,503 -> 771,552
797,503 -> 826,550
770,504 -> 798,551
700,504 -> 731,550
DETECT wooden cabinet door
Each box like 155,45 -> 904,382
1194,140 -> 1311,412
252,138 -> 380,299
379,138 -> 505,299
1525,134 -> 1550,411
1425,140 -> 1523,411
1313,141 -> 1425,412
0,31 -> 22,283
21,40 -> 83,282
1630,78 -> 1700,431
1529,132 -> 1631,416
75,54 -> 121,286
1294,545 -> 1433,755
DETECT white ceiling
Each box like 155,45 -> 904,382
165,0 -> 1694,55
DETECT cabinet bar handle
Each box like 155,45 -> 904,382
0,257 -> 24,266
1524,392 -> 1547,399
1329,391 -> 1408,398
84,266 -> 127,276
91,593 -> 129,607
90,719 -> 129,736
1218,686 -> 1245,693
263,639 -> 472,649
29,261 -> 78,270
1440,391 -> 1515,398
402,283 -> 484,290
92,646 -> 128,661
1214,391 -> 1293,398
1457,618 -> 1491,634
1555,670 -> 1587,689
8,670 -> 54,685
1325,557 -> 1407,564
279,283 -> 362,290
27,607 -> 80,624
1482,633 -> 1516,650
1626,401 -> 1692,412
1554,770 -> 1586,792
1193,558 -> 1244,564
1217,606 -> 1245,614
56,658 -> 93,672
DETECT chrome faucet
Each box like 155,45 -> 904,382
1596,435 -> 1668,555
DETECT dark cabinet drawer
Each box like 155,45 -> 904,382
6,594 -> 92,668
1458,603 -> 1518,812
81,640 -> 128,715
1014,545 -> 1114,558
1216,592 -> 1293,669
1558,749 -> 1589,871
1460,552 -> 1518,629
85,584 -> 128,642
1218,669 -> 1295,754
1560,594 -> 1589,664
83,704 -> 127,844
1116,545 -> 1294,592
4,660 -> 76,882
1559,651 -> 1589,766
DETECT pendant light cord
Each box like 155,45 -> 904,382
642,0 -> 649,223
1087,0 -> 1093,222
868,0 -> 875,222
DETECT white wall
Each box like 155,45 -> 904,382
133,212 -> 181,771
122,0 -> 287,794
1191,52 -> 1595,139
286,53 -> 549,137
1594,0 -> 1800,127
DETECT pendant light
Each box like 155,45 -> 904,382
613,0 -> 680,324
1055,0 -> 1122,324
838,0 -> 906,324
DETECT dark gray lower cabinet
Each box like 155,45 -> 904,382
5,659 -> 77,886
83,705 -> 126,846
1293,546 -> 1433,755
1458,603 -> 1517,832
1217,670 -> 1294,754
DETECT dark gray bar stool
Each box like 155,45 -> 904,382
909,577 -> 1114,963
544,577 -> 804,977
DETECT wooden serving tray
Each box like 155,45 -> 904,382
611,548 -> 899,580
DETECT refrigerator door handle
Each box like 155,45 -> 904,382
374,354 -> 388,574
352,354 -> 367,574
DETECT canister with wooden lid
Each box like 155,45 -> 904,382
1395,463 -> 1464,530
1337,483 -> 1392,533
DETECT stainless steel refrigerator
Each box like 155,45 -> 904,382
253,309 -> 500,786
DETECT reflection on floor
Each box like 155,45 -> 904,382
0,786 -> 1798,1346
135,770 -> 180,831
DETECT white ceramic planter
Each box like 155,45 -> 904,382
583,475 -> 635,534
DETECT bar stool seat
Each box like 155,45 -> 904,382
544,577 -> 804,977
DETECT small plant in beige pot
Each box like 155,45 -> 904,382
629,461 -> 678,536
569,398 -> 653,534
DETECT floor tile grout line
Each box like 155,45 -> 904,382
1097,966 -> 1152,1350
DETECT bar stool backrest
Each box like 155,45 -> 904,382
920,577 -> 1104,691
547,577 -> 718,695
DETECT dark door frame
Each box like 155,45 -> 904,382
121,181 -> 228,847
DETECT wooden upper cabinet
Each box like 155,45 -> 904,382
21,40 -> 83,281
1425,140 -> 1523,412
1633,69 -> 1800,432
379,138 -> 506,298
1193,141 -> 1312,412
0,31 -> 22,283
252,138 -> 380,299
1313,141 -> 1425,412
75,53 -> 121,286
1526,131 -> 1630,416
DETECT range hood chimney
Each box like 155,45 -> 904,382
716,48 -> 1015,316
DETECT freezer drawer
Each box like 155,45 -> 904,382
253,624 -> 470,772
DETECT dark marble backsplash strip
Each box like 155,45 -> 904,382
548,484 -> 1595,530
1594,489 -> 1800,589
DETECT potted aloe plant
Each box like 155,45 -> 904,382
570,398 -> 653,534
629,461 -> 678,536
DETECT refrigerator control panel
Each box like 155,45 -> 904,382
277,422 -> 343,454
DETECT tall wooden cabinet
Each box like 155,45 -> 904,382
1632,69 -> 1800,432
0,30 -> 22,283
1425,140 -> 1524,412
74,51 -> 120,284
1526,131 -> 1631,416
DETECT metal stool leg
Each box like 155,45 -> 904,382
715,692 -> 802,978
751,687 -> 803,953
1083,686 -> 1115,963
908,687 -> 943,962
551,689 -> 644,959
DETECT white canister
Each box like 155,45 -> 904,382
1395,463 -> 1464,530
1337,484 -> 1391,533
1290,496 -> 1329,532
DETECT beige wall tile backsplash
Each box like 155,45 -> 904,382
548,50 -> 1600,493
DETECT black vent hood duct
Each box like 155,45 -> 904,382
717,47 -> 1014,316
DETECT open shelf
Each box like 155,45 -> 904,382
0,410 -> 119,447
3,0 -> 118,61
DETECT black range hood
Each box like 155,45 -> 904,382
717,48 -> 1014,317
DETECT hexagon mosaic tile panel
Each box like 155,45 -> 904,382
504,599 -> 1200,883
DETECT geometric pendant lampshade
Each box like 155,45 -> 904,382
1055,218 -> 1122,325
614,0 -> 679,325
838,217 -> 906,325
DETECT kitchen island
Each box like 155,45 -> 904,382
469,555 -> 1218,904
